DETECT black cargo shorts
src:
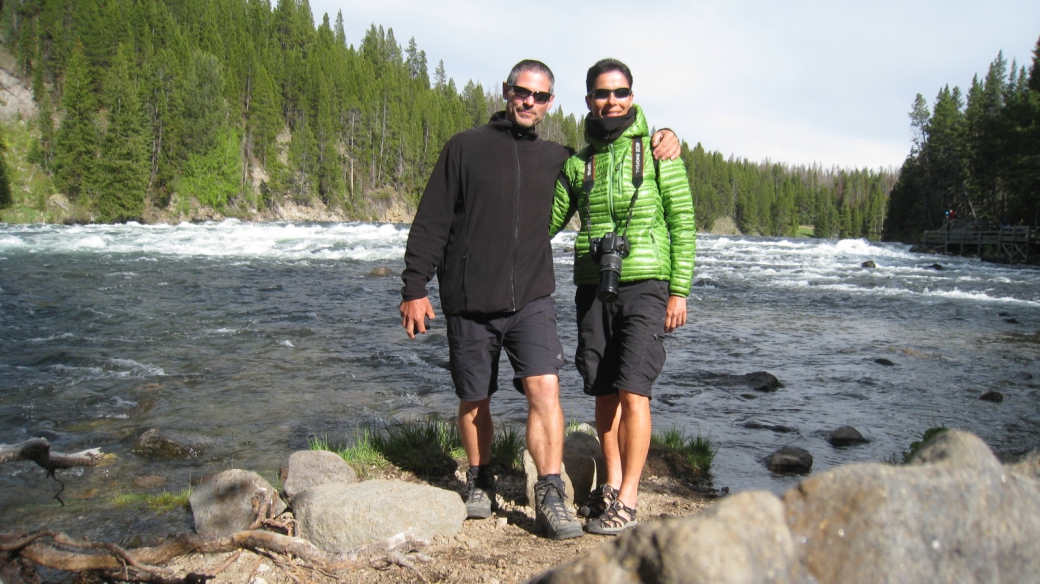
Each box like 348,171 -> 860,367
574,279 -> 669,398
445,296 -> 565,401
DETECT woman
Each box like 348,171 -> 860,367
550,58 -> 696,535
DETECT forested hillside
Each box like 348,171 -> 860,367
1,0 -> 895,237
884,39 -> 1040,242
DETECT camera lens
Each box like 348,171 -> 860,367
597,253 -> 623,303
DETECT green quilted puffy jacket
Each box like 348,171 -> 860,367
550,105 -> 696,297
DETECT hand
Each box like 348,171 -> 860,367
650,129 -> 681,161
664,295 -> 687,333
400,297 -> 436,339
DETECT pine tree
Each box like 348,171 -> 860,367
53,42 -> 100,202
0,127 -> 11,210
97,45 -> 150,221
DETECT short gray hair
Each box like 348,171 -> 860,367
506,60 -> 555,94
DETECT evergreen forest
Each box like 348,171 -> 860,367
884,40 -> 1040,242
0,0 -> 986,242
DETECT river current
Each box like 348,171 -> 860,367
2,221 -> 1039,536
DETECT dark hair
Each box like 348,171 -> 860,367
507,60 -> 555,94
585,58 -> 633,93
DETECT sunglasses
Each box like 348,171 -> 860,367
588,87 -> 632,100
509,85 -> 553,105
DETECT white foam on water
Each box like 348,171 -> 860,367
108,358 -> 165,377
0,221 -> 412,261
280,340 -> 294,348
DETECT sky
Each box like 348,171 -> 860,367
308,1 -> 1040,170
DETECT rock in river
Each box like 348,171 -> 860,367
828,425 -> 869,446
763,446 -> 813,474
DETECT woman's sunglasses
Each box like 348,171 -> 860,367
509,85 -> 553,105
588,88 -> 632,100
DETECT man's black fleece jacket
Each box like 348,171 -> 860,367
402,112 -> 571,315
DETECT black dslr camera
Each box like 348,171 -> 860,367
589,232 -> 629,303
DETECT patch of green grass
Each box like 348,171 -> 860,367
796,225 -> 815,238
490,425 -> 525,473
650,426 -> 716,476
113,488 -> 191,512
566,419 -> 593,435
887,425 -> 948,464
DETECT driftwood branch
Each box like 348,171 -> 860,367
1,529 -> 430,583
0,438 -> 103,506
0,438 -> 103,470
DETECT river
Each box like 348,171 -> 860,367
2,220 -> 1038,538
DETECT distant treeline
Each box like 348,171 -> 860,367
1,0 -> 895,236
884,38 -> 1040,242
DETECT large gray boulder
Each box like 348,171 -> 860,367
282,450 -> 357,501
561,430 -> 606,504
530,491 -> 808,584
784,430 -> 1040,583
292,479 -> 466,552
189,469 -> 286,536
531,429 -> 1040,584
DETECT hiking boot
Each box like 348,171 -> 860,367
464,466 -> 495,519
533,475 -> 583,540
578,483 -> 618,518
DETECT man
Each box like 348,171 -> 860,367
400,60 -> 678,540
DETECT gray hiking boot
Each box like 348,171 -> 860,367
534,475 -> 583,539
464,466 -> 495,519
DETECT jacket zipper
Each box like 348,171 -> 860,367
510,137 -> 521,312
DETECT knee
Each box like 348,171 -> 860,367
523,375 -> 559,405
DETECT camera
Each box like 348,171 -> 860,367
589,232 -> 629,303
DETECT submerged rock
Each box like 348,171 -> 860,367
714,371 -> 782,392
367,266 -> 394,278
979,391 -> 1004,403
874,358 -> 895,366
763,446 -> 813,474
292,480 -> 465,552
131,428 -> 209,459
861,260 -> 877,268
828,425 -> 869,446
189,469 -> 286,537
742,421 -> 797,434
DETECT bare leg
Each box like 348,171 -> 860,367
522,374 -> 564,476
594,394 -> 622,489
616,389 -> 651,508
458,397 -> 493,467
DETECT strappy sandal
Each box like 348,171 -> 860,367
578,483 -> 618,518
584,499 -> 637,535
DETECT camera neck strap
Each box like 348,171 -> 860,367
582,138 -> 644,241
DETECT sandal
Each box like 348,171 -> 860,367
584,499 -> 637,535
578,483 -> 618,518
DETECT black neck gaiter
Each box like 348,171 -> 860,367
585,110 -> 636,143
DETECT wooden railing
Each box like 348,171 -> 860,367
922,222 -> 1035,262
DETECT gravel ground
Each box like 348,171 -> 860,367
165,451 -> 716,584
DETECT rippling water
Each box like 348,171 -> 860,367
2,221 -> 1039,537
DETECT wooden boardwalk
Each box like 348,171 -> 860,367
922,222 -> 1036,262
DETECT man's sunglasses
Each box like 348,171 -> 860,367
509,85 -> 553,104
588,87 -> 632,100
